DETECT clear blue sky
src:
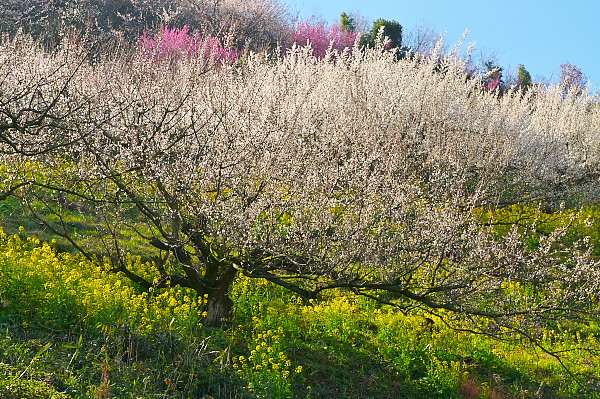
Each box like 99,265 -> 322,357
286,0 -> 599,92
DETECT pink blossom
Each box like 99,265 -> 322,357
486,77 -> 501,91
283,18 -> 360,59
140,26 -> 240,63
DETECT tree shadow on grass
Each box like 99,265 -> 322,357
289,336 -> 432,399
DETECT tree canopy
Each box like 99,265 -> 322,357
2,33 -> 600,338
364,18 -> 403,48
0,0 -> 289,50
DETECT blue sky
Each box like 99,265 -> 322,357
286,0 -> 599,92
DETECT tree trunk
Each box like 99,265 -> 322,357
203,265 -> 237,327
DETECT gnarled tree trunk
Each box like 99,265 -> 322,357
203,265 -> 237,327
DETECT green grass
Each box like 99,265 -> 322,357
1,227 -> 599,398
0,192 -> 161,260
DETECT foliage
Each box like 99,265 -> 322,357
516,64 -> 532,92
340,12 -> 356,33
477,204 -> 600,255
1,232 -> 599,397
0,363 -> 70,399
232,326 -> 301,397
364,18 -> 403,49
0,229 -> 205,334
0,228 -> 245,397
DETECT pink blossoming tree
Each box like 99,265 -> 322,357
284,18 -> 360,59
140,26 -> 240,63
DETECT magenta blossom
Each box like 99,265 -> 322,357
283,18 -> 360,59
140,26 -> 240,63
486,77 -> 501,91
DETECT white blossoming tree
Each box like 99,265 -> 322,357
1,30 -> 600,365
0,0 -> 289,51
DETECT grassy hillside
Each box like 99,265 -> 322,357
1,227 -> 599,398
